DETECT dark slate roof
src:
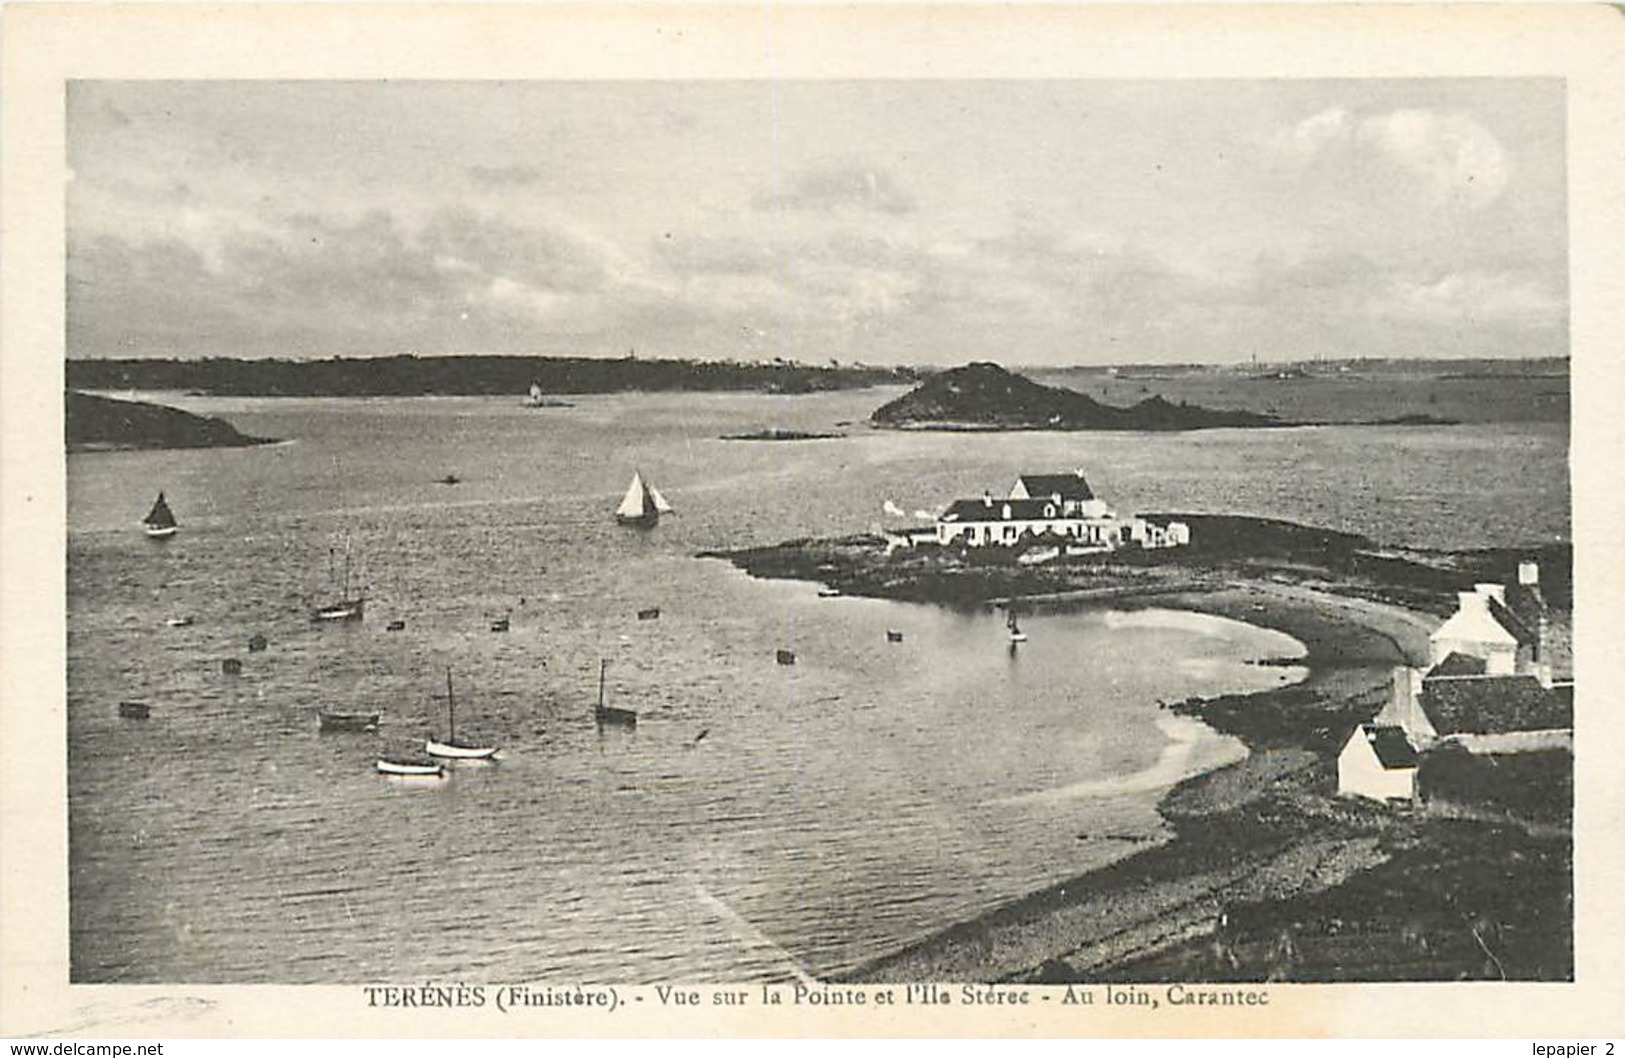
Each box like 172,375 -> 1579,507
1505,581 -> 1547,629
1487,596 -> 1538,648
1426,652 -> 1488,678
1361,724 -> 1419,770
1017,473 -> 1095,501
940,497 -> 1070,522
1420,676 -> 1573,736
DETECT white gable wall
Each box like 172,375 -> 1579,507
1337,732 -> 1417,801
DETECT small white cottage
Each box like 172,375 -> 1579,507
1336,723 -> 1419,802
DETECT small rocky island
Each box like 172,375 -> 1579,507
66,391 -> 273,452
871,362 -> 1284,431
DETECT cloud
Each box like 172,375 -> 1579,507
1263,107 -> 1352,168
1264,105 -> 1510,212
754,162 -> 916,215
1356,109 -> 1508,210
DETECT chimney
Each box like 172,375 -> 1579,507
982,491 -> 993,508
1474,583 -> 1506,605
1518,561 -> 1539,586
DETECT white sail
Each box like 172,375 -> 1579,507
648,483 -> 673,514
616,472 -> 648,519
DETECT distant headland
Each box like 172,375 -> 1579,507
66,391 -> 273,452
870,362 -> 1285,431
64,354 -> 919,398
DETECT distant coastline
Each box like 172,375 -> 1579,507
64,354 -> 918,398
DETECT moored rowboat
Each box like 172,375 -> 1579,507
376,759 -> 445,777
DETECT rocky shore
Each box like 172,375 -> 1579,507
704,518 -> 1573,982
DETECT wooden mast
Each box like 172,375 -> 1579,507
445,667 -> 456,744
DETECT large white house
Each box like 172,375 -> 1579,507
934,470 -> 1188,552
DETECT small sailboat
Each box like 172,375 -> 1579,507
376,758 -> 445,778
614,470 -> 673,528
311,540 -> 365,622
594,659 -> 638,728
142,492 -> 178,538
118,700 -> 151,720
426,668 -> 499,759
1007,608 -> 1027,644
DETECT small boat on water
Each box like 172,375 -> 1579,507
594,659 -> 638,728
376,759 -> 445,778
614,469 -> 673,529
818,587 -> 842,598
118,700 -> 150,720
247,633 -> 269,653
385,619 -> 407,632
776,649 -> 797,666
886,630 -> 904,643
311,540 -> 365,622
165,616 -> 194,628
425,668 -> 499,760
524,382 -> 575,409
220,658 -> 243,675
490,616 -> 510,633
142,492 -> 178,539
1007,609 -> 1027,644
319,710 -> 380,733
637,607 -> 661,621
437,474 -> 461,486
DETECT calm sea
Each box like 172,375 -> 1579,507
66,390 -> 1568,983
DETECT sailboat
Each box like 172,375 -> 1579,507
425,668 -> 499,759
1007,608 -> 1027,644
614,470 -> 673,528
142,492 -> 178,538
594,659 -> 638,728
311,540 -> 365,622
523,381 -> 573,409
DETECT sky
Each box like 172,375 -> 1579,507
66,80 -> 1567,365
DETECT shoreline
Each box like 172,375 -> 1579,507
834,579 -> 1434,983
705,519 -> 1570,981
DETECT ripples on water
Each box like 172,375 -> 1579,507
66,391 -> 1567,983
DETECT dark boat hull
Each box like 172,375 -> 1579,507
615,512 -> 659,529
118,701 -> 150,720
319,711 -> 380,733
595,706 -> 638,728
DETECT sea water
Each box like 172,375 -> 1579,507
64,390 -> 1568,982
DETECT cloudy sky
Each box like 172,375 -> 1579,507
66,79 -> 1566,364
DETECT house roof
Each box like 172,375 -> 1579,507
1426,652 -> 1488,678
1361,724 -> 1419,770
1015,473 -> 1095,501
940,497 -> 1071,522
1420,676 -> 1573,736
